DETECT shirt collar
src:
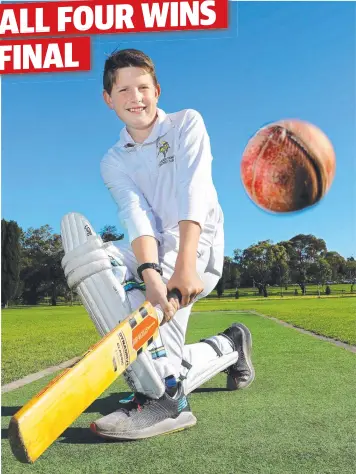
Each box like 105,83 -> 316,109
119,108 -> 173,147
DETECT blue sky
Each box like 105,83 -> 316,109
2,1 -> 355,259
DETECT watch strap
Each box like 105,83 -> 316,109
137,263 -> 163,281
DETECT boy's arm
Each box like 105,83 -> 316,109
101,160 -> 176,319
167,220 -> 204,306
168,110 -> 215,304
131,236 -> 176,321
101,158 -> 161,246
176,110 -> 215,232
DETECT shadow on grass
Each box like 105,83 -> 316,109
192,387 -> 230,393
59,427 -> 104,444
0,392 -> 131,425
1,406 -> 21,417
85,392 -> 133,415
59,388 -> 230,445
59,428 -> 136,445
1,387 -> 229,443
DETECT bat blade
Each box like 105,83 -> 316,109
8,301 -> 160,464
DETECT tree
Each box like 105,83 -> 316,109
215,275 -> 225,297
1,219 -> 22,307
271,244 -> 290,294
238,240 -> 285,297
100,225 -> 124,243
1,219 -> 7,254
283,234 -> 327,295
345,257 -> 356,292
20,226 -> 67,305
20,226 -> 50,305
309,257 -> 332,296
325,251 -> 346,282
41,234 -> 67,306
222,256 -> 241,289
233,248 -> 250,287
230,263 -> 241,289
314,258 -> 332,285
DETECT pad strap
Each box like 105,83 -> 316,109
61,236 -> 112,289
200,338 -> 223,357
62,236 -> 103,268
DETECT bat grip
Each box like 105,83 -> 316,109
167,288 -> 182,304
155,289 -> 183,324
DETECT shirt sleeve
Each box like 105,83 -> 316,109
176,109 -> 215,228
100,158 -> 161,245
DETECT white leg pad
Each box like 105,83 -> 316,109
60,212 -> 165,398
180,336 -> 239,395
61,213 -> 129,334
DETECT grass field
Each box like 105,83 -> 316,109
2,306 -> 98,385
194,297 -> 356,345
2,311 -> 356,473
2,297 -> 356,385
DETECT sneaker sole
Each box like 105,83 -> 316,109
90,412 -> 197,440
227,323 -> 255,390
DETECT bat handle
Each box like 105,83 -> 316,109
167,289 -> 183,304
155,289 -> 183,324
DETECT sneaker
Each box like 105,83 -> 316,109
220,323 -> 255,390
90,383 -> 196,440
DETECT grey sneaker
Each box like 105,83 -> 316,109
220,323 -> 255,390
90,383 -> 196,440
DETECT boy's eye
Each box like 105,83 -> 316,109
119,88 -> 127,92
140,86 -> 149,89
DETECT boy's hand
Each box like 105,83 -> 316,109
167,268 -> 204,307
142,269 -> 179,323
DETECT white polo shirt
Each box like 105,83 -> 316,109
100,108 -> 223,259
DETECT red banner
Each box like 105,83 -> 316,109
0,36 -> 90,74
0,0 -> 228,38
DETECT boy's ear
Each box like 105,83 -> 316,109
103,90 -> 113,109
155,83 -> 161,100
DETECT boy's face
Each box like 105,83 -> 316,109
103,67 -> 160,137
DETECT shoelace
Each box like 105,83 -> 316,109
126,393 -> 152,414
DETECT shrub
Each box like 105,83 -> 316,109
325,286 -> 331,295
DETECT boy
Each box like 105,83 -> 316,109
62,49 -> 254,441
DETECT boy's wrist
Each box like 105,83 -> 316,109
175,256 -> 196,273
141,269 -> 163,286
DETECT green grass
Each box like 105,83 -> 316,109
2,297 -> 356,385
2,312 -> 356,473
1,306 -> 99,385
194,297 -> 356,345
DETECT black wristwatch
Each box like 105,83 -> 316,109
137,263 -> 163,281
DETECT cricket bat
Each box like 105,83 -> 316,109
8,291 -> 180,464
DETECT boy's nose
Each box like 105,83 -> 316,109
130,89 -> 143,102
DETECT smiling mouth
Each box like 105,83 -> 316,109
127,107 -> 147,113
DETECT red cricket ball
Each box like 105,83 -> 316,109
240,120 -> 336,213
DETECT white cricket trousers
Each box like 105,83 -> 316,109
113,224 -> 224,382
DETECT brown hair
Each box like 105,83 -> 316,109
103,49 -> 158,94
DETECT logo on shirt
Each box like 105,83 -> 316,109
157,140 -> 170,159
157,139 -> 174,167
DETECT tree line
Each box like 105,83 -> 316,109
217,236 -> 356,297
2,219 -> 355,306
1,220 -> 123,307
